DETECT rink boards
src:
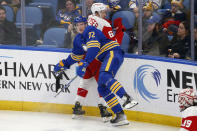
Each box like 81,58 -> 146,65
1,47 -> 197,127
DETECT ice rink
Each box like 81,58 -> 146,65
0,110 -> 179,131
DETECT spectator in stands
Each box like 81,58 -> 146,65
0,0 -> 32,17
63,22 -> 76,48
0,6 -> 20,44
143,1 -> 154,19
129,0 -> 162,10
107,0 -> 122,21
10,0 -> 19,14
56,0 -> 81,29
168,21 -> 190,59
161,0 -> 186,33
143,14 -> 168,56
128,1 -> 157,54
142,2 -> 160,53
0,0 -> 10,5
86,0 -> 94,16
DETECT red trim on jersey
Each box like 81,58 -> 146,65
181,116 -> 197,131
113,18 -> 126,44
77,88 -> 88,97
83,59 -> 101,82
102,26 -> 116,41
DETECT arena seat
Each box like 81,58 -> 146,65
41,28 -> 67,48
121,32 -> 130,53
183,0 -> 189,10
30,0 -> 58,17
162,0 -> 171,9
112,11 -> 135,30
15,6 -> 43,45
2,5 -> 14,22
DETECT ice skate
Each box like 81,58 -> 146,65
98,104 -> 112,122
110,111 -> 130,126
72,101 -> 85,119
122,94 -> 138,109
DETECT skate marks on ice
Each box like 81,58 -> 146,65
0,110 -> 179,131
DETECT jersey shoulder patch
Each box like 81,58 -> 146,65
88,15 -> 111,31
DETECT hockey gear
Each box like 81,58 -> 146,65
54,75 -> 78,97
180,106 -> 197,131
52,71 -> 70,93
122,94 -> 138,109
72,101 -> 85,119
54,60 -> 69,73
76,60 -> 89,78
91,3 -> 107,15
110,111 -> 129,126
178,88 -> 197,112
98,104 -> 112,122
74,16 -> 87,24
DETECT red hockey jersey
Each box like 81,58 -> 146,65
180,106 -> 197,131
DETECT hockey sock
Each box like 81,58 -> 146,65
104,93 -> 122,113
77,88 -> 88,97
108,79 -> 126,98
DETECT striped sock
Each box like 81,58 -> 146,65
104,93 -> 122,113
109,79 -> 126,98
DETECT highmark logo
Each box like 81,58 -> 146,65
134,65 -> 161,102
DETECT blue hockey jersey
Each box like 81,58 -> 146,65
63,26 -> 121,68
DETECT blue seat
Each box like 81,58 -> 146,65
16,6 -> 43,45
30,0 -> 58,17
112,11 -> 135,30
42,28 -> 67,48
162,0 -> 171,9
119,0 -> 130,9
2,5 -> 14,22
121,32 -> 130,53
16,6 -> 43,27
183,0 -> 189,10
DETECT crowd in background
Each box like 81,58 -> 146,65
0,0 -> 197,60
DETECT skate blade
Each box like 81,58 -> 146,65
102,116 -> 112,123
72,114 -> 83,119
111,120 -> 130,127
124,101 -> 138,109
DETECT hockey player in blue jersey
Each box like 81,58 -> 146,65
54,16 -> 138,126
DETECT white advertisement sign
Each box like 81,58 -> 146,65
1,49 -> 197,117
117,58 -> 197,117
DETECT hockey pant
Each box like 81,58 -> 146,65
98,50 -> 127,113
75,59 -> 105,105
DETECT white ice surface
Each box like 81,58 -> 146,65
0,110 -> 179,131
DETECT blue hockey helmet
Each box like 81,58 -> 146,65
74,16 -> 87,24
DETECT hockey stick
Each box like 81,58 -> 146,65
54,75 -> 78,97
52,70 -> 70,92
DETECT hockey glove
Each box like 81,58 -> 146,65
76,60 -> 88,78
54,60 -> 68,73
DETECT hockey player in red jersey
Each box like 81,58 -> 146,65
178,88 -> 197,131
72,3 -> 138,122
88,3 -> 125,44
